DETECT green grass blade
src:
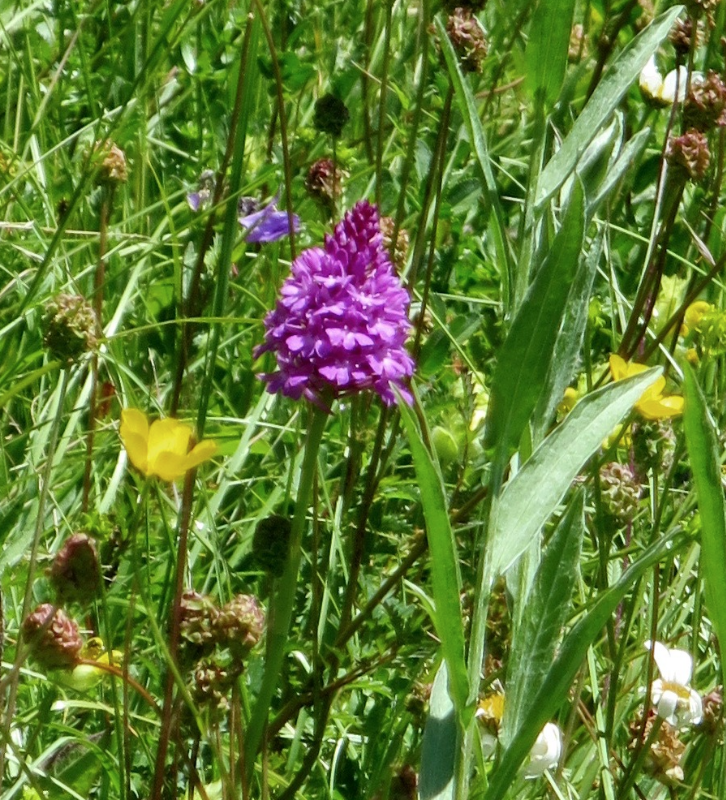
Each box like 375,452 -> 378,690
436,16 -> 513,307
485,529 -> 686,800
525,0 -> 577,106
502,491 -> 584,745
419,662 -> 459,800
536,5 -> 684,206
399,398 -> 469,717
484,181 -> 585,488
531,232 -> 602,443
490,367 -> 662,575
683,365 -> 726,689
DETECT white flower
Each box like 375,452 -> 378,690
639,56 -> 703,105
646,640 -> 703,727
524,722 -> 562,779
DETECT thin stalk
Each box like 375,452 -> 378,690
0,367 -> 71,779
374,0 -> 394,208
243,404 -> 328,784
83,181 -> 114,511
149,467 -> 198,800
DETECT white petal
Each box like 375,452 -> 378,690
640,56 -> 664,98
647,640 -> 676,682
660,66 -> 690,103
685,689 -> 703,726
657,690 -> 679,724
667,647 -> 694,685
480,731 -> 498,759
524,723 -> 562,779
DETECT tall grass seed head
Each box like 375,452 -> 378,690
22,604 -> 83,670
256,200 -> 415,407
42,294 -> 98,365
50,533 -> 101,605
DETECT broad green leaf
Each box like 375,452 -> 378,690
490,367 -> 662,575
536,6 -> 684,206
525,0 -> 577,106
502,492 -> 584,746
436,16 -> 513,307
683,365 -> 726,689
485,529 -> 687,800
484,181 -> 585,488
399,398 -> 469,717
420,662 -> 459,800
531,233 -> 602,443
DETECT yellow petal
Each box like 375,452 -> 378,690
149,450 -> 189,481
120,409 -> 150,474
608,354 -> 628,381
184,439 -> 217,471
121,408 -> 149,438
638,394 -> 684,420
639,375 -> 666,403
147,418 -> 192,473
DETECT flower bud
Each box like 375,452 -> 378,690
179,591 -> 219,656
305,158 -> 344,208
431,426 -> 459,464
683,72 -> 726,132
192,661 -> 233,716
445,8 -> 488,73
22,604 -> 82,670
632,420 -> 676,476
42,294 -> 98,365
50,533 -> 101,605
252,515 -> 292,578
599,462 -> 641,524
313,94 -> 350,138
96,142 -> 128,185
379,216 -> 410,272
666,129 -> 710,182
214,594 -> 265,658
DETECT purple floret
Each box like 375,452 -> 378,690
240,198 -> 300,244
256,200 -> 414,406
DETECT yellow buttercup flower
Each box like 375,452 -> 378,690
608,355 -> 683,420
120,408 -> 217,481
57,637 -> 125,691
684,300 -> 714,334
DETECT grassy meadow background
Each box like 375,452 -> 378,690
1,0 -> 726,798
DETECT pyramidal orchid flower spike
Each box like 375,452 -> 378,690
255,200 -> 415,407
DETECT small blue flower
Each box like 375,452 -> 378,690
239,196 -> 300,244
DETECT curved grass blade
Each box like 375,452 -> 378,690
502,491 -> 584,746
419,662 -> 459,800
525,0 -> 577,106
536,6 -> 684,207
399,398 -> 469,718
483,181 -> 585,489
485,529 -> 687,800
683,364 -> 726,690
490,367 -> 661,575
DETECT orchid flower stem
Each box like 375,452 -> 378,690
243,404 -> 329,785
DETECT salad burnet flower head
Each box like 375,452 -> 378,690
255,200 -> 414,407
